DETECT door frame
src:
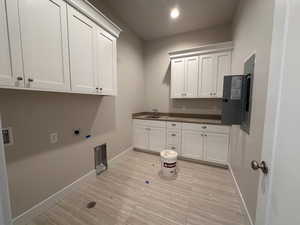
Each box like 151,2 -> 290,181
0,114 -> 12,225
255,0 -> 289,224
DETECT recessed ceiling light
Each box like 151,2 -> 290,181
170,8 -> 180,19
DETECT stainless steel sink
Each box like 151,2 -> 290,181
144,115 -> 161,119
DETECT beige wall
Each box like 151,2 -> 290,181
229,0 -> 274,221
1,0 -> 145,217
143,24 -> 232,114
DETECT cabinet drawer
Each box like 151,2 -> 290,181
166,130 -> 181,146
182,123 -> 230,134
133,119 -> 166,128
167,122 -> 182,130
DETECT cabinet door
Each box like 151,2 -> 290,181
185,56 -> 199,98
4,0 -> 24,88
0,0 -> 17,87
149,127 -> 166,153
68,6 -> 97,93
181,130 -> 204,160
204,133 -> 229,164
171,58 -> 185,98
216,52 -> 231,98
133,126 -> 149,150
95,28 -> 117,95
18,0 -> 70,91
198,54 -> 216,98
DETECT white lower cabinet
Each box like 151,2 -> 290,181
133,119 -> 230,166
133,126 -> 149,150
133,120 -> 166,153
204,132 -> 229,164
149,127 -> 166,153
181,130 -> 204,160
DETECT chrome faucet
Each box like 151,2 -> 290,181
152,109 -> 160,118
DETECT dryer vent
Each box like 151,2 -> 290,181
94,144 -> 107,175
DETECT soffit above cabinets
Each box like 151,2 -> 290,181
67,0 -> 122,38
169,41 -> 234,59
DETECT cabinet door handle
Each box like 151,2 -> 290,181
17,76 -> 23,81
202,126 -> 207,129
172,124 -> 176,126
171,146 -> 176,150
99,88 -> 103,91
28,78 -> 34,82
171,134 -> 176,137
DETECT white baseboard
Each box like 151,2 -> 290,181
228,164 -> 254,225
108,146 -> 133,164
12,146 -> 133,225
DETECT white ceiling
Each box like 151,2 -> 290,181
103,0 -> 239,40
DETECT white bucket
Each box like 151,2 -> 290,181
160,150 -> 178,177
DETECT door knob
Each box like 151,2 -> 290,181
251,160 -> 268,174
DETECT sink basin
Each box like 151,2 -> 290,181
144,115 -> 161,119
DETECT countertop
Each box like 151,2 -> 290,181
132,112 -> 225,125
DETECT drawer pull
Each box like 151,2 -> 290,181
201,126 -> 207,129
171,134 -> 176,137
171,146 -> 176,150
172,124 -> 176,126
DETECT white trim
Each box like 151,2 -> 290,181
12,146 -> 133,225
228,164 -> 254,225
0,116 -> 12,225
169,41 -> 234,59
108,146 -> 133,164
12,170 -> 96,225
243,51 -> 257,65
66,0 -> 122,38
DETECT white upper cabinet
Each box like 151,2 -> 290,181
0,0 -> 12,85
215,51 -> 231,98
95,28 -> 117,95
0,0 -> 121,95
169,42 -> 233,99
198,54 -> 216,98
171,58 -> 185,98
171,57 -> 198,98
18,0 -> 70,91
0,0 -> 19,87
68,6 -> 97,94
185,56 -> 199,98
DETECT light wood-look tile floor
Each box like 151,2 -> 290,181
26,150 -> 249,225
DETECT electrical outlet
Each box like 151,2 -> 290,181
1,127 -> 13,146
50,133 -> 58,144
